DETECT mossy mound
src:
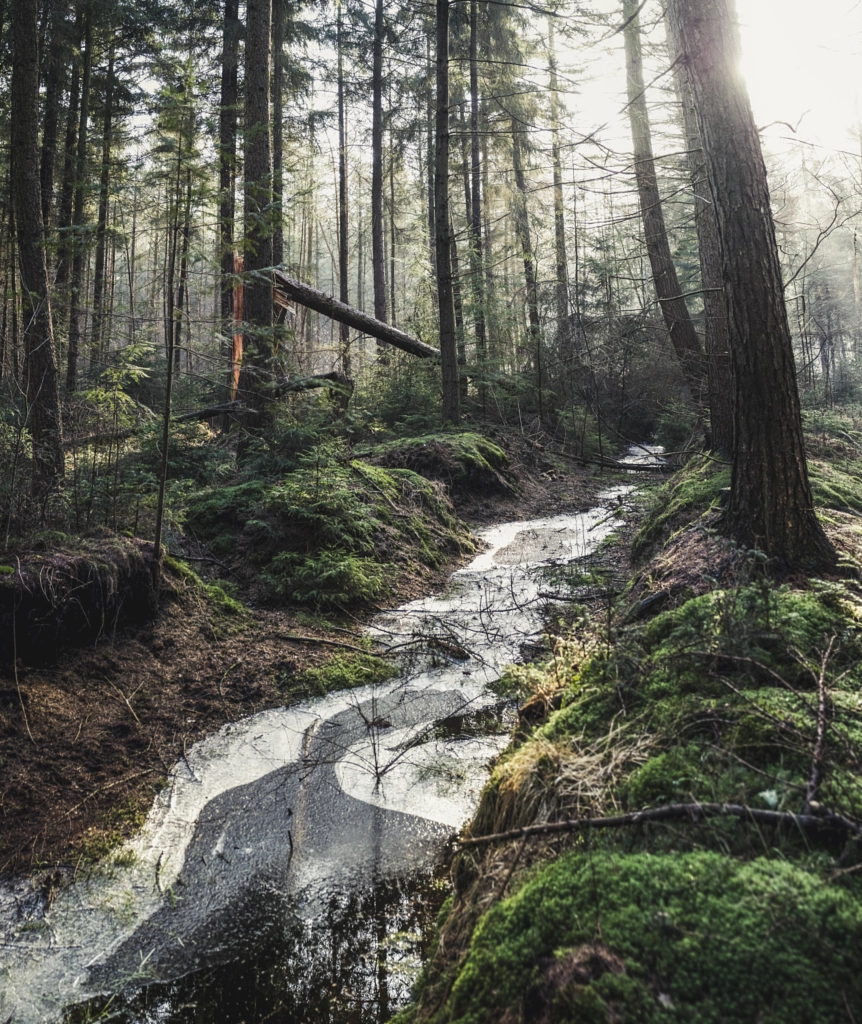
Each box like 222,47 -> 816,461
183,450 -> 473,609
443,852 -> 862,1024
363,432 -> 516,495
0,534 -> 157,665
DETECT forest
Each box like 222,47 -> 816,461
3,0 -> 862,1020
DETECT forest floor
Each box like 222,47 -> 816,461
0,429 -> 622,881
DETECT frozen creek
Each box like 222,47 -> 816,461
0,465 -> 658,1023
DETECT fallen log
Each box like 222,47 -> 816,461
273,270 -> 440,360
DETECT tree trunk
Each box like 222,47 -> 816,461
469,0 -> 486,374
90,41 -> 115,362
371,0 -> 387,328
238,0 -> 275,408
511,120 -> 542,417
667,0 -> 835,573
39,0 -> 68,230
272,270 -> 439,358
337,0 -> 350,373
12,0 -> 64,489
219,0 -> 240,396
271,0 -> 285,266
548,20 -> 571,356
55,5 -> 82,304
426,33 -> 436,281
666,15 -> 733,453
623,0 -> 705,406
65,2 -> 93,393
435,0 -> 460,424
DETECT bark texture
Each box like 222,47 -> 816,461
219,0 -> 240,393
239,0 -> 275,406
667,0 -> 835,572
435,0 -> 460,424
12,0 -> 64,487
371,0 -> 387,326
623,0 -> 705,405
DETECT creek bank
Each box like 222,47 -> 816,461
0,428 -> 615,876
0,470 -> 638,1023
400,420 -> 862,1024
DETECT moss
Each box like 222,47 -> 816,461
296,651 -> 397,695
443,852 -> 862,1024
0,565 -> 13,575
631,458 -> 729,562
362,431 -> 515,494
163,556 -> 247,617
183,481 -> 267,556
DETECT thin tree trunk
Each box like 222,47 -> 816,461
219,0 -> 240,395
436,0 -> 460,423
389,144 -> 397,328
272,0 -> 285,266
12,0 -> 64,489
238,0 -> 274,408
623,0 -> 705,406
667,0 -> 835,572
174,168 -> 192,369
469,0 -> 486,378
39,0 -> 68,231
55,6 -> 82,304
65,2 -> 93,393
337,0 -> 350,373
371,0 -> 387,330
90,41 -> 115,362
511,120 -> 542,418
426,33 -> 437,282
548,19 -> 571,356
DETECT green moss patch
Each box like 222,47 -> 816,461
444,852 -> 862,1024
362,431 -> 516,495
296,652 -> 398,695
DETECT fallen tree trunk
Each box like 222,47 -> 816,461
273,270 -> 440,360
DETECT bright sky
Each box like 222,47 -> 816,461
737,0 -> 862,153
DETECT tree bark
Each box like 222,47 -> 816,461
469,1 -> 486,372
219,0 -> 240,397
55,5 -> 82,304
435,0 -> 460,424
65,2 -> 93,393
12,0 -> 64,488
511,120 -> 542,417
271,0 -> 285,267
39,0 -> 68,230
548,20 -> 571,356
272,270 -> 439,358
666,16 -> 733,454
371,0 -> 387,327
239,0 -> 275,408
337,0 -> 350,373
90,41 -> 115,362
667,0 -> 836,572
623,0 -> 705,406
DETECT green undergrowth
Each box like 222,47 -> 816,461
442,852 -> 862,1024
360,431 -> 515,494
183,443 -> 473,609
406,415 -> 862,1024
294,651 -> 397,696
162,555 -> 247,617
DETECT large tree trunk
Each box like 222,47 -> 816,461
65,3 -> 93,393
371,0 -> 387,328
665,14 -> 733,453
337,0 -> 350,373
218,0 -> 240,397
667,0 -> 835,573
435,0 -> 460,424
89,42 -> 115,362
238,0 -> 275,408
12,0 -> 64,489
623,0 -> 705,406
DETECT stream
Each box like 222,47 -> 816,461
0,454 -> 662,1023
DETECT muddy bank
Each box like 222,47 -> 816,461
0,440 -> 615,877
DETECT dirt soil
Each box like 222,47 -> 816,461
0,440 -> 618,880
